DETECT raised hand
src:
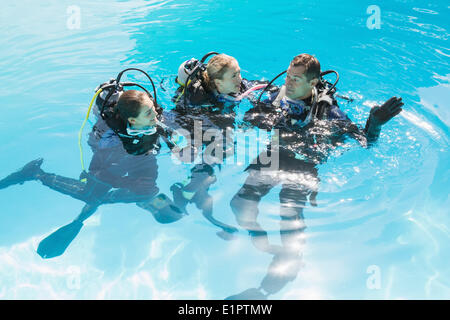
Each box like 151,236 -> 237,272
369,96 -> 403,126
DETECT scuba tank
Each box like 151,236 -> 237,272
176,51 -> 219,86
174,52 -> 219,106
92,79 -> 122,118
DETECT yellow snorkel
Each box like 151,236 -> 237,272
174,78 -> 191,104
78,88 -> 103,182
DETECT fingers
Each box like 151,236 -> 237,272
391,97 -> 403,108
389,98 -> 403,113
391,108 -> 403,118
390,103 -> 403,114
385,105 -> 403,122
382,96 -> 397,108
376,96 -> 403,122
385,97 -> 403,112
383,96 -> 402,106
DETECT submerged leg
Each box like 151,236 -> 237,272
278,186 -> 308,251
170,162 -> 236,233
224,250 -> 303,300
136,193 -> 187,224
192,188 -> 238,238
0,157 -> 114,205
278,167 -> 318,251
0,158 -> 44,190
230,169 -> 278,253
37,171 -> 112,204
170,163 -> 217,212
259,251 -> 303,296
248,178 -> 316,296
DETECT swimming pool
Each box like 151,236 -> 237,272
0,0 -> 448,299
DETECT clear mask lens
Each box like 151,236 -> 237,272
126,125 -> 157,136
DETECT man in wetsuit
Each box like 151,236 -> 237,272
227,53 -> 403,299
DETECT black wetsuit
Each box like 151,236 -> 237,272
233,86 -> 369,250
174,78 -> 265,127
226,85 -> 373,297
37,113 -> 179,206
167,77 -> 268,234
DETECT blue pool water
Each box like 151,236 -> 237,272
0,0 -> 449,299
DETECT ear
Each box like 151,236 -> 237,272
128,117 -> 136,125
213,78 -> 223,90
310,78 -> 319,87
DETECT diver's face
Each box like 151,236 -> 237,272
214,61 -> 242,95
128,100 -> 157,129
285,65 -> 317,100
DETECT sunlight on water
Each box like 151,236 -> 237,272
0,0 -> 448,299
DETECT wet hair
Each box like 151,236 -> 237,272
202,54 -> 237,91
116,90 -> 155,120
290,54 -> 321,81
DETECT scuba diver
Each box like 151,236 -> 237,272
173,52 -> 267,111
168,52 -> 268,239
0,68 -> 191,259
226,53 -> 403,299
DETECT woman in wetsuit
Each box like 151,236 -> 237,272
0,90 -> 186,258
169,53 -> 269,238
